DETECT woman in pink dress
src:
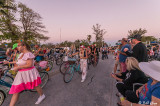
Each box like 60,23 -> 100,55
4,42 -> 45,106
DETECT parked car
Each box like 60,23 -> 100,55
0,48 -> 6,61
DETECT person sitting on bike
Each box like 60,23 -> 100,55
71,45 -> 88,82
34,45 -> 44,63
90,45 -> 97,61
94,44 -> 99,59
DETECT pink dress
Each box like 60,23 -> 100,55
9,52 -> 41,94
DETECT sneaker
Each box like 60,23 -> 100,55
35,94 -> 46,104
81,79 -> 85,83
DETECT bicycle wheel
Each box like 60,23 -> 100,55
63,67 -> 74,83
1,75 -> 14,85
56,58 -> 63,66
47,60 -> 53,71
30,72 -> 49,92
59,62 -> 69,75
0,90 -> 5,106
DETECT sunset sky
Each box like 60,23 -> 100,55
16,0 -> 160,45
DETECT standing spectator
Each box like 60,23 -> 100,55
118,38 -> 131,72
114,44 -> 122,74
124,34 -> 148,62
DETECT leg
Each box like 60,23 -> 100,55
125,90 -> 139,103
35,85 -> 43,96
121,62 -> 126,72
81,59 -> 87,82
9,93 -> 20,106
116,83 -> 127,97
119,62 -> 122,73
35,85 -> 45,104
114,63 -> 118,74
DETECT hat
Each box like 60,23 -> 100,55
80,45 -> 85,48
131,34 -> 142,41
12,43 -> 18,50
139,61 -> 160,81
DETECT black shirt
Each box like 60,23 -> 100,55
126,42 -> 148,62
122,69 -> 148,87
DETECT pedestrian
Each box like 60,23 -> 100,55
118,38 -> 131,72
4,41 -> 45,106
71,45 -> 88,82
124,34 -> 148,62
114,44 -> 122,74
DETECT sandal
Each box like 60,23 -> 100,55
117,102 -> 122,106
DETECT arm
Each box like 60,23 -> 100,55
17,59 -> 33,70
119,51 -> 127,56
111,74 -> 123,82
71,52 -> 79,56
3,61 -> 16,64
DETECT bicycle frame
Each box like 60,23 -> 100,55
0,70 -> 12,88
69,63 -> 80,73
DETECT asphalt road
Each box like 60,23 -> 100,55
2,54 -> 119,106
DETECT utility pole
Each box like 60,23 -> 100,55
60,28 -> 61,44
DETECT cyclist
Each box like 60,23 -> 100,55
90,45 -> 96,62
34,45 -> 44,64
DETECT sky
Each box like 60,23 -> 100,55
16,0 -> 160,45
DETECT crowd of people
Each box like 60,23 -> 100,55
2,40 -> 109,106
111,34 -> 160,106
1,34 -> 160,106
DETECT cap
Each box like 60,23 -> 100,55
12,43 -> 18,50
131,34 -> 142,41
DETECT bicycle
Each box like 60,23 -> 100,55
63,60 -> 81,83
59,61 -> 69,75
0,66 -> 14,105
89,54 -> 98,67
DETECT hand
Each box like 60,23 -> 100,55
136,86 -> 143,97
121,100 -> 132,106
111,73 -> 117,79
117,51 -> 120,53
3,61 -> 9,64
124,48 -> 129,52
12,67 -> 19,71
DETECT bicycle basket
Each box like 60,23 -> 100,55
68,61 -> 76,65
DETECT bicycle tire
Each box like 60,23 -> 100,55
0,90 -> 5,106
47,60 -> 53,71
30,72 -> 49,92
63,67 -> 74,83
56,58 -> 63,66
59,62 -> 69,75
1,74 -> 14,85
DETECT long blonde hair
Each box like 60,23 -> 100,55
125,57 -> 141,71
